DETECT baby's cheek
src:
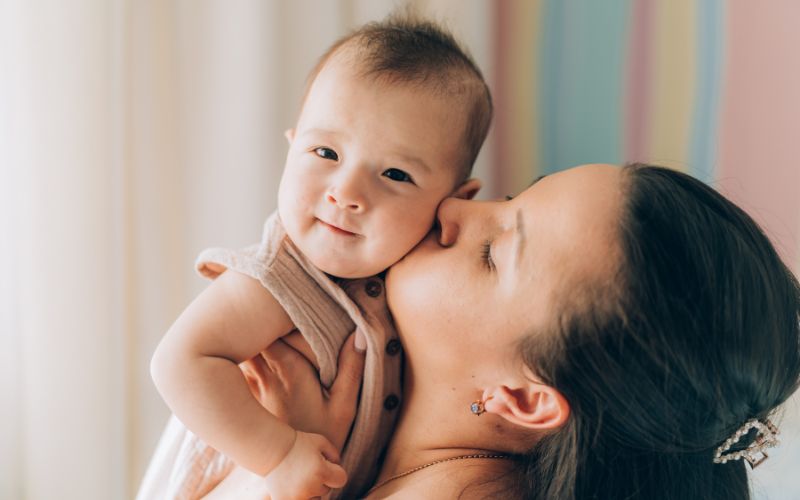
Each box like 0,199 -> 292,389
280,178 -> 303,204
280,187 -> 312,225
370,205 -> 434,267
386,227 -> 422,256
370,242 -> 405,272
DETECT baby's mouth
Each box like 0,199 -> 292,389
317,218 -> 358,236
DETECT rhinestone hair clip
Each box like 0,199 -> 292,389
712,418 -> 779,469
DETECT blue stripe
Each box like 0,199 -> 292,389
689,0 -> 725,182
538,0 -> 631,174
538,0 -> 564,175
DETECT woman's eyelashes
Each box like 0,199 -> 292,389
382,168 -> 414,184
314,147 -> 338,161
481,240 -> 496,271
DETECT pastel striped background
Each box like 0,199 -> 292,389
490,0 -> 800,273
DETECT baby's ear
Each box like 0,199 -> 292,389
452,178 -> 481,200
284,128 -> 295,144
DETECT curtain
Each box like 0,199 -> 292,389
0,1 -> 490,498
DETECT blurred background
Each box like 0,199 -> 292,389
1,0 -> 798,498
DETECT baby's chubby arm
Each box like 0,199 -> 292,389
150,270 -> 316,476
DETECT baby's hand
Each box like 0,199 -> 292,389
264,431 -> 347,499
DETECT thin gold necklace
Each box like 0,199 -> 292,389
365,453 -> 511,496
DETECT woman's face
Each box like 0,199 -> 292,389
386,164 -> 624,380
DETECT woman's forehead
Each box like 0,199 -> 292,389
515,164 -> 624,289
526,164 -> 622,197
519,164 -> 623,226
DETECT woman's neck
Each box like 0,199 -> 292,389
365,453 -> 513,499
368,367 -> 516,497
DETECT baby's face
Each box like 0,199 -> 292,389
278,55 -> 469,278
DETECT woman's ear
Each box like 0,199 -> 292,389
284,128 -> 295,144
484,383 -> 569,431
452,178 -> 481,200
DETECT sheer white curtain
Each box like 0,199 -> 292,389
0,1 -> 490,498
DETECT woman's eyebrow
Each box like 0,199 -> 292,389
510,175 -> 543,271
513,208 -> 526,271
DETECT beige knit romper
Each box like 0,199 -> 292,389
136,212 -> 403,499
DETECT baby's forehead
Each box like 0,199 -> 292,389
304,50 -> 473,181
323,47 -> 470,96
319,43 -> 472,99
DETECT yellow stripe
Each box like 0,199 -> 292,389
508,0 -> 543,189
648,0 -> 696,172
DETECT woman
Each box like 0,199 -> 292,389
211,163 -> 800,499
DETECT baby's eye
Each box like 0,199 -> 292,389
314,147 -> 339,161
382,168 -> 414,183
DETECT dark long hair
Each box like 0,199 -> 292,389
515,164 -> 800,499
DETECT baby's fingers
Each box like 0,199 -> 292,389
314,434 -> 347,489
315,432 -> 341,465
320,460 -> 347,490
240,353 -> 273,385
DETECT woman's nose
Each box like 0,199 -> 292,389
437,197 -> 467,247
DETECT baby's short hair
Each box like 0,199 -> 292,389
303,13 -> 493,180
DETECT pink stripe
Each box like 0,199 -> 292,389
717,2 -> 800,269
624,0 -> 655,162
490,0 -> 511,197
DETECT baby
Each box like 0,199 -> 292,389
143,14 -> 491,500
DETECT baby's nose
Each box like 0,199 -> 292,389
326,167 -> 369,213
326,182 -> 366,212
326,192 -> 362,211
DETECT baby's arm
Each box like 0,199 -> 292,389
151,270 -> 322,477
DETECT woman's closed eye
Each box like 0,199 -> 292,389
314,147 -> 339,161
382,168 -> 414,184
481,240 -> 496,271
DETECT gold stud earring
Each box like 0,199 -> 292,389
470,395 -> 493,416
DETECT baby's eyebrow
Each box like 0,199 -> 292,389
393,153 -> 431,174
300,127 -> 342,139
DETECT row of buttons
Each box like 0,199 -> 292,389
384,338 -> 400,410
363,279 -> 400,411
364,281 -> 402,355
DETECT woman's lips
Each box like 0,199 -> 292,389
318,218 -> 357,236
